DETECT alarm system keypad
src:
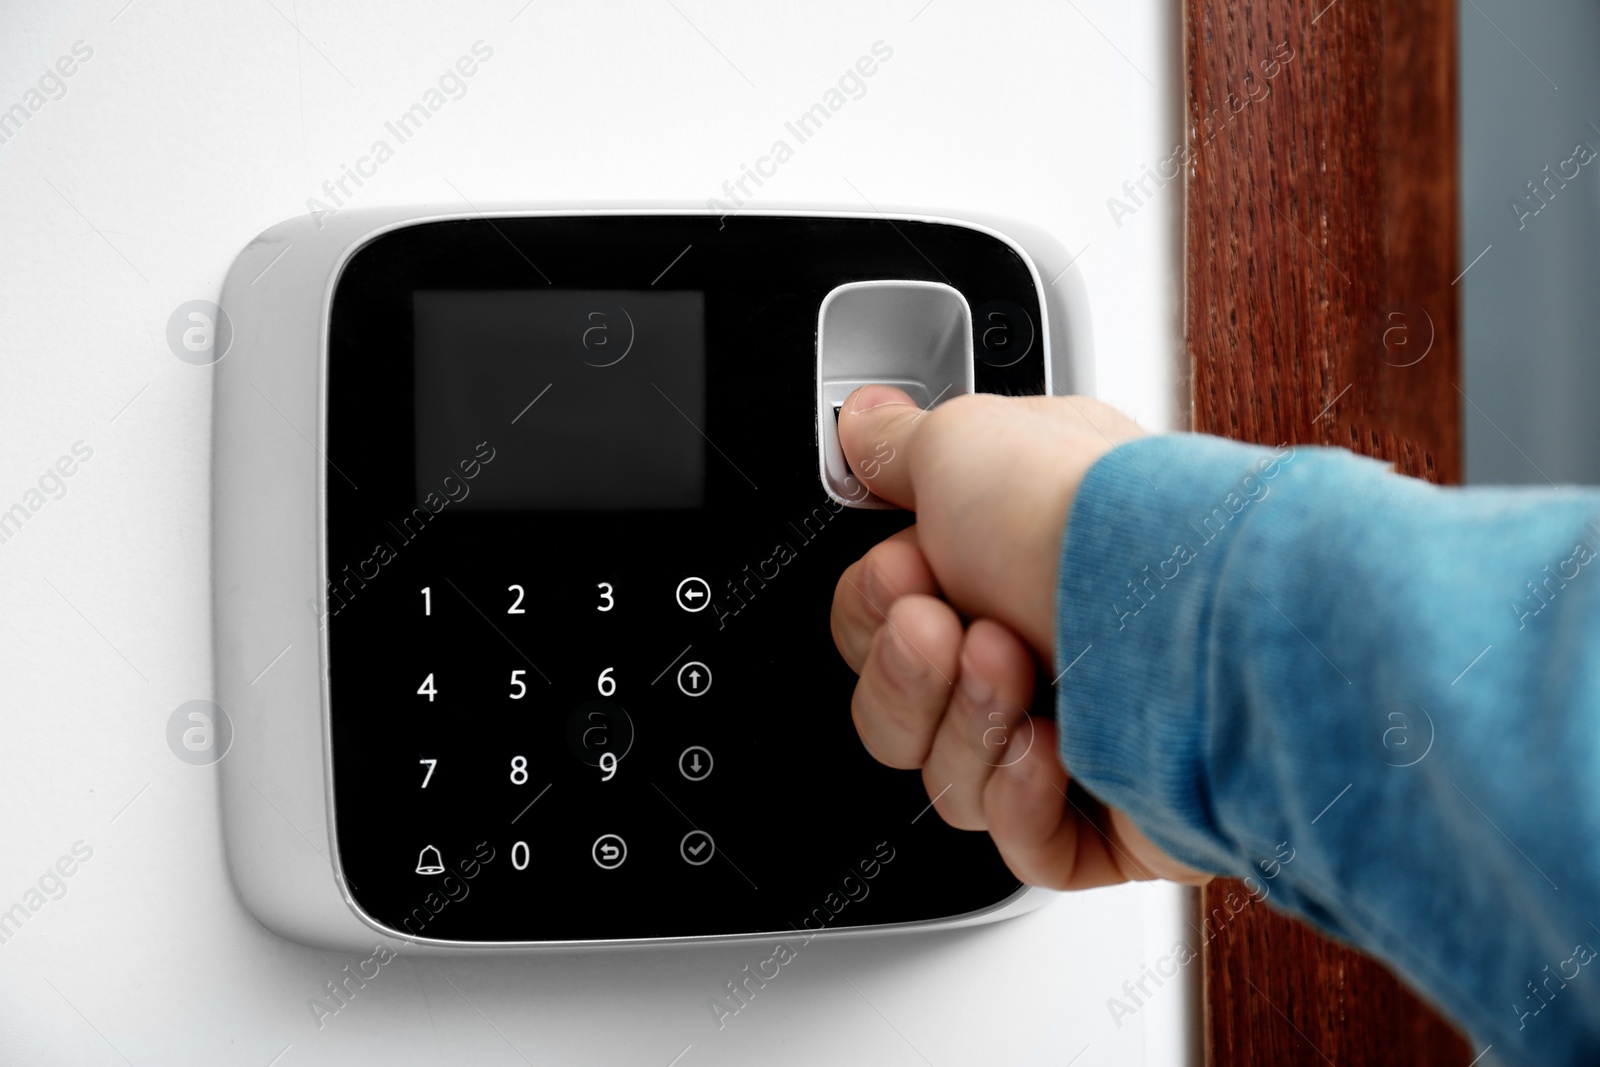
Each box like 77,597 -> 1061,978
325,214 -> 1046,941
382,569 -> 727,875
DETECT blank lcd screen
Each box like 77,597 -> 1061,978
412,290 -> 707,510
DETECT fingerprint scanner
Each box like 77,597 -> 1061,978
816,280 -> 974,507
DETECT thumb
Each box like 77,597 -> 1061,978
833,388 -> 1145,659
837,385 -> 925,509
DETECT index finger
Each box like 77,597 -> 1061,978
830,526 -> 938,673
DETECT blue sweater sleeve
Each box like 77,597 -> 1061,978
1055,434 -> 1600,1065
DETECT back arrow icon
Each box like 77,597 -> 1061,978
677,577 -> 712,612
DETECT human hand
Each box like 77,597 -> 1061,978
830,385 -> 1211,889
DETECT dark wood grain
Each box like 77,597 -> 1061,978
1184,0 -> 1468,1062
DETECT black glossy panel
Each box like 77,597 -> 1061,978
325,215 -> 1047,942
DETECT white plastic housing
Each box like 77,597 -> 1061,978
213,206 -> 1095,952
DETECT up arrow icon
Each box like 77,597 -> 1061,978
676,661 -> 712,697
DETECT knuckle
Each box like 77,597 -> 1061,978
828,609 -> 856,666
936,796 -> 986,832
918,393 -> 974,440
925,770 -> 986,830
852,686 -> 921,770
870,630 -> 932,704
849,688 -> 887,759
857,553 -> 893,614
913,392 -> 1001,463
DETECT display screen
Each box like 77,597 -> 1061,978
412,289 -> 707,510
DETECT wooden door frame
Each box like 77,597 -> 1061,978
1183,0 -> 1467,1061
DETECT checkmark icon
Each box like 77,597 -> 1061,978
680,831 -> 715,865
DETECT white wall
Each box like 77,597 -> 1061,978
0,3 -> 1192,1064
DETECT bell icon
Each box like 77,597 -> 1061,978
415,844 -> 444,875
